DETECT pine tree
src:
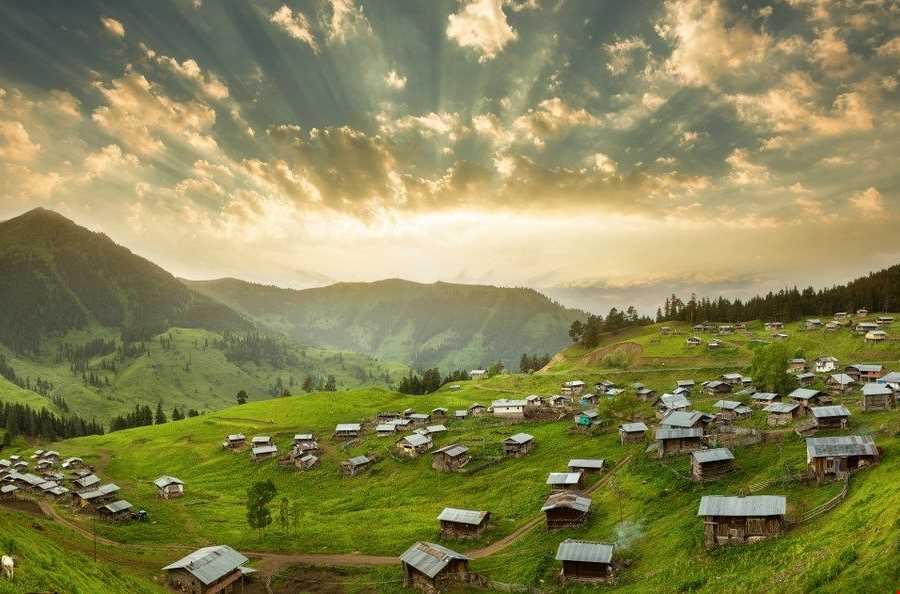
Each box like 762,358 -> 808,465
155,401 -> 167,424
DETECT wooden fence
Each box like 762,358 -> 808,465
792,477 -> 850,525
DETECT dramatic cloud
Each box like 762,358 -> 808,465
0,121 -> 41,162
384,70 -> 407,89
100,17 -> 125,38
325,0 -> 372,43
446,0 -> 518,63
270,5 -> 319,52
849,187 -> 885,216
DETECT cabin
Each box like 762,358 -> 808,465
721,373 -> 744,385
619,422 -> 648,444
525,394 -> 545,408
795,372 -> 814,387
561,380 -> 586,397
691,448 -> 735,481
556,540 -> 615,584
825,321 -> 840,331
0,484 -> 18,500
811,405 -> 850,429
575,409 -> 600,428
432,445 -> 471,472
250,443 -> 278,462
718,324 -> 734,335
751,392 -> 780,407
251,435 -> 273,448
400,542 -> 469,593
713,400 -> 752,421
296,454 -> 319,470
708,340 -> 722,349
805,319 -> 823,330
568,459 -> 604,474
661,410 -> 705,429
431,407 -> 448,417
453,410 -> 468,420
635,387 -> 657,402
660,326 -> 672,335
468,403 -> 486,416
862,383 -> 894,411
675,379 -> 695,393
657,393 -> 692,416
788,388 -> 824,410
686,336 -> 702,346
397,434 -> 433,457
806,435 -> 879,482
815,357 -> 839,373
826,373 -> 855,394
856,308 -> 869,316
503,433 -> 535,457
222,434 -> 246,450
854,322 -> 878,335
542,491 -> 592,530
546,472 -> 584,492
154,475 -> 184,499
548,394 -> 572,408
76,483 -> 121,509
877,371 -> 900,390
845,364 -> 882,383
340,455 -> 373,477
788,358 -> 807,372
73,474 -> 100,492
425,425 -> 447,435
469,369 -> 487,380
293,434 -> 317,449
876,315 -> 894,325
377,411 -> 401,422
333,423 -> 362,440
765,321 -> 784,330
163,545 -> 254,594
98,500 -> 133,522
764,402 -> 801,426
491,399 -> 527,419
376,423 -> 397,437
697,495 -> 786,548
705,381 -> 732,396
437,508 -> 490,539
579,393 -> 598,407
655,427 -> 704,457
865,330 -> 887,343
773,332 -> 789,340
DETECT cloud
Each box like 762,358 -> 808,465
604,36 -> 649,76
848,187 -> 884,216
325,0 -> 372,43
726,148 -> 770,185
512,97 -> 600,147
589,152 -> 617,175
383,112 -> 466,141
100,17 -> 125,38
141,45 -> 231,100
0,121 -> 41,161
811,27 -> 854,76
876,37 -> 900,57
472,113 -> 515,146
384,70 -> 407,89
82,144 -> 140,181
446,0 -> 518,63
270,5 -> 319,52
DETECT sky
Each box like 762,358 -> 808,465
0,0 -> 898,314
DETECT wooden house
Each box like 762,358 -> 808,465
845,364 -> 882,383
721,373 -> 744,386
707,340 -> 722,349
61,457 -> 86,470
376,423 -> 397,437
397,434 -> 433,457
796,372 -> 815,387
655,427 -> 704,457
340,455 -> 373,477
561,380 -> 586,397
250,444 -> 278,462
468,403 -> 486,416
73,473 -> 101,492
546,471 -> 585,492
619,422 -> 648,444
876,315 -> 895,325
751,392 -> 780,407
431,407 -> 448,417
675,379 -> 695,393
75,483 -> 121,509
556,540 -> 615,584
503,433 -> 535,457
826,373 -> 855,394
773,332 -> 789,340
810,405 -> 850,429
98,499 -> 133,522
293,434 -> 317,450
469,369 -> 487,379
691,448 -> 735,481
806,435 -> 878,482
713,400 -> 752,421
718,324 -> 735,335
432,445 -> 471,472
567,459 -> 604,474
686,336 -> 702,346
854,322 -> 878,335
453,410 -> 468,420
377,411 -> 401,422
408,413 -> 431,426
877,371 -> 900,390
542,491 -> 591,530
862,383 -> 895,411
704,381 -> 732,396
697,495 -> 786,548
251,435 -> 273,448
333,423 -> 362,440
163,545 -> 253,594
400,542 -> 469,593
815,357 -> 839,373
635,387 -> 657,402
764,321 -> 784,331
437,508 -> 490,539
788,358 -> 807,372
491,399 -> 527,419
864,330 -> 887,343
222,434 -> 246,450
525,394 -> 545,408
575,409 -> 600,428
660,326 -> 672,335
0,484 -> 18,500
296,454 -> 319,470
764,402 -> 801,426
657,393 -> 692,416
547,394 -> 572,408
804,319 -> 823,330
660,410 -> 705,429
153,475 -> 184,499
788,388 -> 824,410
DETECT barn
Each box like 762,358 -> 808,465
655,427 -> 704,457
619,422 -> 649,444
503,433 -> 535,457
400,542 -> 470,593
810,405 -> 850,429
556,540 -> 615,584
697,495 -> 786,548
806,435 -> 879,482
568,459 -> 604,474
398,434 -> 433,457
751,392 -> 780,407
437,507 -> 490,539
542,491 -> 592,530
691,448 -> 735,481
862,383 -> 894,411
764,402 -> 801,426
154,475 -> 184,499
432,445 -> 471,472
333,423 -> 362,440
163,545 -> 254,594
788,388 -> 824,410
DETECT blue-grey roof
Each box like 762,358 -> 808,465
677,380 -> 695,387
578,410 -> 599,419
878,371 -> 900,383
163,545 -> 249,585
541,491 -> 591,512
656,427 -> 703,440
79,483 -> 120,499
434,444 -> 469,457
810,405 -> 850,418
294,433 -> 314,440
698,495 -> 786,517
400,542 -> 468,578
546,472 -> 582,485
752,392 -> 779,401
492,399 -> 528,407
620,422 -> 648,433
335,423 -> 361,432
555,540 -> 614,564
409,413 -> 430,420
789,388 -> 822,401
346,455 -> 371,466
764,402 -> 799,414
661,411 -> 702,428
251,445 -> 278,456
0,485 -> 17,494
376,423 -> 396,432
437,507 -> 488,525
505,433 -> 534,444
101,500 -> 132,513
426,425 -> 447,433
660,394 -> 691,409
692,448 -> 734,464
75,474 -> 100,488
806,435 -> 877,458
568,459 -> 604,469
154,475 -> 183,488
400,434 -> 431,448
848,364 -> 882,373
713,400 -> 742,410
862,383 -> 892,396
226,434 -> 245,441
250,436 -> 271,444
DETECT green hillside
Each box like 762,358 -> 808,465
186,277 -> 586,371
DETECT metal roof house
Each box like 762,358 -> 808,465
655,427 -> 704,458
658,393 -> 692,415
98,499 -> 133,522
861,383 -> 895,411
163,545 -> 254,594
556,540 -> 616,584
400,542 -> 469,593
491,399 -> 528,419
691,448 -> 735,481
826,373 -> 856,393
376,423 -> 398,436
437,507 -> 490,539
503,433 -> 535,457
764,402 -> 801,426
432,444 -> 471,472
340,455 -> 373,477
713,400 -> 752,420
398,433 -> 433,457
806,435 -> 879,482
222,434 -> 246,450
810,405 -> 850,429
250,444 -> 278,462
154,475 -> 184,499
751,392 -> 780,406
619,422 -> 648,444
546,472 -> 584,491
845,364 -> 882,383
567,459 -> 604,474
333,423 -> 362,440
542,491 -> 592,530
704,380 -> 732,395
788,388 -> 824,409
660,410 -> 704,428
697,495 -> 787,548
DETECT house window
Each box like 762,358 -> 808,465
747,518 -> 765,534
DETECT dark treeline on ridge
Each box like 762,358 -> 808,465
1,401 -> 103,444
655,264 -> 900,323
569,306 -> 654,348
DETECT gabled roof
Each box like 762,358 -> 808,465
505,433 -> 534,444
226,434 -> 245,441
79,483 -> 120,500
692,448 -> 734,464
862,383 -> 892,396
454,409 -> 468,417
563,380 -> 585,387
697,495 -> 786,517
878,371 -> 900,383
74,474 -> 100,488
764,402 -> 799,414
345,455 -> 371,466
433,444 -> 468,457
661,410 -> 703,428
101,500 -> 132,513
578,410 -> 599,419
426,425 -> 447,433
828,373 -> 855,385
713,400 -> 742,410
437,507 -> 488,525
676,379 -> 695,387
162,545 -> 249,585
251,445 -> 278,456
400,434 -> 431,448
752,392 -> 779,401
806,435 -> 877,458
620,422 -> 648,433
492,399 -> 528,408
293,433 -> 314,440
250,436 -> 271,444
848,363 -> 882,373
810,405 -> 850,418
400,542 -> 468,578
376,423 -> 397,432
335,423 -> 362,432
555,540 -> 614,564
568,459 -> 604,469
153,475 -> 183,489
541,491 -> 591,512
546,472 -> 582,486
655,427 -> 703,440
659,393 -> 691,409
789,388 -> 822,401
468,402 -> 485,410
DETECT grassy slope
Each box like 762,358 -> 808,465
0,326 -> 408,421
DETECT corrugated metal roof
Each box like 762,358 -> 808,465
226,434 -> 245,441
879,371 -> 900,383
437,507 -> 487,525
400,434 -> 431,447
492,399 -> 528,407
101,500 -> 132,513
541,491 -> 591,512
862,383 -> 892,396
849,364 -> 882,373
677,380 -> 695,387
163,545 -> 249,585
294,434 -> 313,440
251,445 -> 278,455
810,405 -> 850,418
399,542 -> 468,578
660,394 -> 691,409
75,474 -> 100,488
546,472 -> 582,485
829,373 -> 854,385
426,425 -> 447,433
154,475 -> 183,488
555,539 -> 614,563
655,427 -> 703,440
692,448 -> 734,463
0,485 -> 17,493
713,400 -> 741,410
764,402 -> 798,414
433,444 -> 468,457
661,411 -> 702,427
806,435 -> 877,458
251,436 -> 271,444
789,388 -> 822,400
409,413 -> 430,420
568,459 -> 604,469
697,495 -> 786,517
346,455 -> 371,466
620,422 -> 648,433
506,433 -> 534,444
454,410 -> 468,417
752,392 -> 779,401
376,424 -> 396,432
335,423 -> 361,432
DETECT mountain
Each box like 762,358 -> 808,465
0,208 -> 247,352
185,277 -> 587,371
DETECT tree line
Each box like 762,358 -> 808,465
1,402 -> 103,445
108,401 -> 199,432
0,354 -> 55,397
568,306 -> 654,348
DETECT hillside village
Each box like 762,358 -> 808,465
0,311 -> 898,593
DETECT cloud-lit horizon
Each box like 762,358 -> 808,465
1,0 -> 898,313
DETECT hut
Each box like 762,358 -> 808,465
432,407 -> 448,417
398,434 -> 433,457
788,388 -> 824,410
845,364 -> 882,383
675,379 -> 695,393
796,372 -> 816,387
61,457 -> 86,470
340,455 -> 373,477
154,476 -> 184,499
470,369 -> 487,379
222,434 -> 246,450
542,491 -> 591,530
713,400 -> 752,421
764,402 -> 801,426
453,410 -> 468,420
333,423 -> 362,440
815,357 -> 839,373
655,427 -> 704,457
73,474 -> 101,492
437,508 -> 490,539
660,410 -> 704,428
376,423 -> 398,437
704,381 -> 732,396
425,425 -> 447,435
862,383 -> 894,411
409,413 -> 432,426
293,434 -> 317,449
697,495 -> 786,548
805,435 -> 879,482
98,500 -> 133,522
400,542 -> 469,593
567,459 -> 604,474
503,433 -> 535,457
296,454 -> 319,470
788,358 -> 807,372
468,403 -> 486,416
635,387 -> 657,402
556,540 -> 615,584
547,394 -> 572,408
561,380 -> 586,397
525,394 -> 545,407
491,399 -> 527,419
250,444 -> 278,462
546,472 -> 584,492
691,448 -> 735,481
0,484 -> 18,500
810,405 -> 850,429
619,422 -> 648,444
575,409 -> 600,428
686,336 -> 702,346
377,411 -> 401,422
751,392 -> 780,407
657,393 -> 692,416
163,545 -> 254,594
432,445 -> 471,472
826,373 -> 856,394
75,483 -> 120,509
